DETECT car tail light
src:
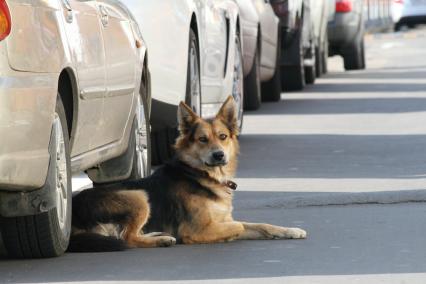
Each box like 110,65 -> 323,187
394,0 -> 404,3
0,0 -> 11,41
336,0 -> 353,13
270,0 -> 289,18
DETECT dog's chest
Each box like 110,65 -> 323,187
208,200 -> 233,221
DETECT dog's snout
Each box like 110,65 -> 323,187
212,151 -> 225,162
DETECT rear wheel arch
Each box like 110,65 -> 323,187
190,14 -> 201,69
190,14 -> 199,42
57,69 -> 77,139
141,53 -> 151,116
257,24 -> 262,56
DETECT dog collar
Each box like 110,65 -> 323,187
175,160 -> 237,191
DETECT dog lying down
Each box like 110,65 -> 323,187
68,96 -> 307,252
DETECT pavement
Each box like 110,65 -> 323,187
1,27 -> 426,283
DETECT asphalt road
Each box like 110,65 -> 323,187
2,28 -> 426,283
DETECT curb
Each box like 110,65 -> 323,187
234,189 -> 426,210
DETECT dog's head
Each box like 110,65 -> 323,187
175,96 -> 239,177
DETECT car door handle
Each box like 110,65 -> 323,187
99,5 -> 109,26
61,0 -> 73,23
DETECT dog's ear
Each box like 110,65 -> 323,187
178,101 -> 199,134
216,96 -> 238,136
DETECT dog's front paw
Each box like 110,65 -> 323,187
284,227 -> 307,239
157,236 -> 177,247
267,226 -> 307,239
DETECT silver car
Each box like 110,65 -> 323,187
0,0 -> 150,258
236,0 -> 280,109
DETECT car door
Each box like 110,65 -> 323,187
60,0 -> 107,156
96,0 -> 136,144
199,0 -> 229,105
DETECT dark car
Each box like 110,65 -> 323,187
328,0 -> 366,70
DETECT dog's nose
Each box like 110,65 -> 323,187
212,151 -> 225,162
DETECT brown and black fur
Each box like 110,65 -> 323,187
69,96 -> 307,252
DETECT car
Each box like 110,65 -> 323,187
270,0 -> 317,91
0,0 -> 150,258
122,0 -> 244,164
392,0 -> 426,31
236,0 -> 281,108
310,0 -> 335,77
328,0 -> 366,70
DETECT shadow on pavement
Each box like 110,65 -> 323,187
304,83 -> 426,93
237,134 -> 426,179
325,66 -> 426,80
252,97 -> 426,115
0,201 -> 425,282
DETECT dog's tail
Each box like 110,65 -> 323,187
67,233 -> 128,253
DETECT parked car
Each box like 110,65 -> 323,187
237,0 -> 281,107
310,0 -> 334,77
270,0 -> 317,91
328,0 -> 366,70
123,0 -> 244,164
0,0 -> 150,258
392,0 -> 426,31
235,0 -> 280,109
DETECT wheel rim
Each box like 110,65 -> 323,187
53,113 -> 68,233
189,39 -> 201,115
233,37 -> 244,129
135,95 -> 149,177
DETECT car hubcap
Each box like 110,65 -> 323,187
135,96 -> 149,177
54,113 -> 68,233
233,38 -> 244,129
189,40 -> 201,115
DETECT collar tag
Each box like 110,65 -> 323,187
225,180 -> 238,190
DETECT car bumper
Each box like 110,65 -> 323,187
0,44 -> 57,191
328,12 -> 362,47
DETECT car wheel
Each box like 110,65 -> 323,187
1,95 -> 72,258
305,40 -> 316,84
343,38 -> 366,70
233,33 -> 244,131
129,92 -> 151,179
261,31 -> 282,102
88,74 -> 151,182
186,29 -> 202,115
243,45 -> 261,111
321,33 -> 329,75
151,29 -> 200,165
281,23 -> 305,91
315,44 -> 322,78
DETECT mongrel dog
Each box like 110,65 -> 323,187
68,96 -> 307,252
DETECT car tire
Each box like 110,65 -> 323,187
1,95 -> 72,258
261,33 -> 282,102
321,34 -> 329,75
315,45 -> 322,78
88,74 -> 151,182
304,37 -> 316,85
243,46 -> 261,111
233,32 -> 244,132
305,49 -> 316,84
261,64 -> 281,102
281,24 -> 305,91
151,29 -> 200,165
343,38 -> 366,70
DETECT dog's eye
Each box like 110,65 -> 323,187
199,136 -> 208,143
219,134 -> 227,140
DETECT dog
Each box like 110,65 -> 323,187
68,96 -> 307,252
